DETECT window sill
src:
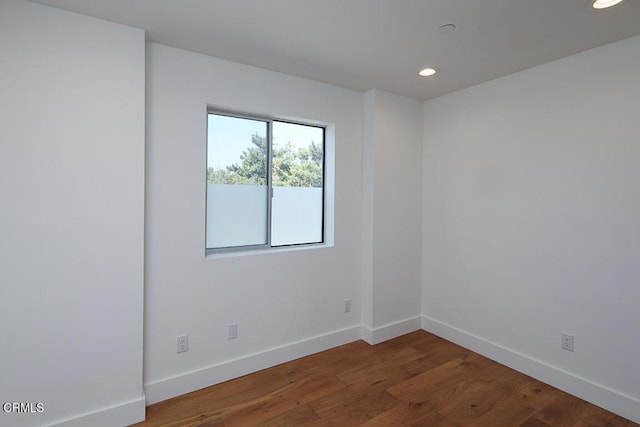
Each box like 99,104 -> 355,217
205,242 -> 334,260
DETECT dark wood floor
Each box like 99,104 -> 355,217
132,331 -> 638,426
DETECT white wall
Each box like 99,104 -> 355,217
362,90 -> 423,342
422,35 -> 640,422
145,43 -> 363,403
0,1 -> 145,426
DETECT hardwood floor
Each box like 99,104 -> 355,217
132,331 -> 638,427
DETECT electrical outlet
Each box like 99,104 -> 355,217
228,323 -> 238,340
561,333 -> 574,352
177,335 -> 189,353
344,299 -> 351,313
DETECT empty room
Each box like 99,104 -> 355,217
1,0 -> 639,426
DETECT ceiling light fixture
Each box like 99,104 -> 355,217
439,23 -> 456,33
592,0 -> 624,9
419,67 -> 438,77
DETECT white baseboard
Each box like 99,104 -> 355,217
361,316 -> 422,345
421,315 -> 640,424
145,325 -> 361,405
50,395 -> 145,427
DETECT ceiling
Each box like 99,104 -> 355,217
29,0 -> 640,101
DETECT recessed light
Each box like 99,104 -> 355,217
419,67 -> 438,77
592,0 -> 624,9
439,24 -> 456,33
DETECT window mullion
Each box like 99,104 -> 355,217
266,120 -> 274,247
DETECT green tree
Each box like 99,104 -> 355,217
208,133 -> 323,187
226,133 -> 268,185
292,140 -> 323,187
272,142 -> 297,187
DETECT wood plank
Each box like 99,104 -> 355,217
307,384 -> 399,426
336,346 -> 426,388
465,370 -> 562,427
259,404 -> 319,426
388,352 -> 506,405
358,401 -> 444,427
439,372 -> 528,425
408,411 -> 463,427
521,393 -> 621,427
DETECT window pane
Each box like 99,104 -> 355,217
206,114 -> 269,249
271,121 -> 324,246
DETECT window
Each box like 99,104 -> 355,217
206,111 -> 325,252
